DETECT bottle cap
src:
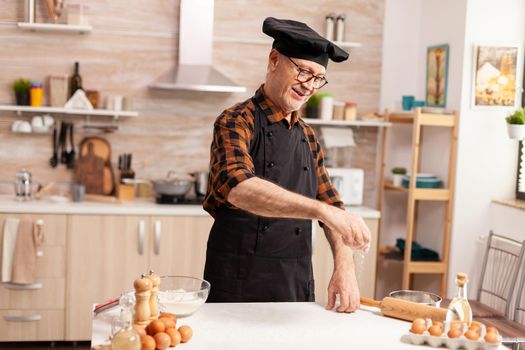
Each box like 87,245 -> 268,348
30,82 -> 42,88
456,272 -> 468,286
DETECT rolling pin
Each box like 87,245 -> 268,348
360,296 -> 447,322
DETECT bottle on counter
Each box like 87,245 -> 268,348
69,61 -> 83,97
445,272 -> 473,327
110,308 -> 141,350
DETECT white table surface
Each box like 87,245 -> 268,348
91,302 -> 507,350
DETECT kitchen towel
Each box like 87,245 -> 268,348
11,220 -> 44,285
1,218 -> 20,283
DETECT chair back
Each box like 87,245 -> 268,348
477,230 -> 525,318
513,239 -> 525,324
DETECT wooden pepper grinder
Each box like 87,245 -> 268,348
146,270 -> 160,320
133,274 -> 152,326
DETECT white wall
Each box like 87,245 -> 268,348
378,0 -> 524,298
450,0 -> 524,297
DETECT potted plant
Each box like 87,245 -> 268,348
506,108 -> 525,140
391,167 -> 407,187
12,78 -> 31,106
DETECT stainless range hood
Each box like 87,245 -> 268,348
149,0 -> 246,93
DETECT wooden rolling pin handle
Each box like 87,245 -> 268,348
360,297 -> 382,308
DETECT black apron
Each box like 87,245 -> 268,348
204,97 -> 318,302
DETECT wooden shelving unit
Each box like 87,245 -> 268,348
377,108 -> 458,297
17,22 -> 92,34
302,118 -> 390,127
0,105 -> 138,119
213,36 -> 361,49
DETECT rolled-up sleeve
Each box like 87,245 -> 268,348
314,139 -> 345,210
210,112 -> 256,205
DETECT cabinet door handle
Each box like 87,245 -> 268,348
154,220 -> 161,255
3,282 -> 43,290
4,314 -> 42,322
138,220 -> 145,255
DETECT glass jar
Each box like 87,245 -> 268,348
344,102 -> 357,121
30,82 -> 43,107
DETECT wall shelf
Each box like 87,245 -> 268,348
303,118 -> 390,127
214,36 -> 361,48
0,105 -> 138,119
17,22 -> 92,34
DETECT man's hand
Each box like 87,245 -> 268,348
326,265 -> 360,313
320,204 -> 371,252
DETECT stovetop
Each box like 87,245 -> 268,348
155,194 -> 204,205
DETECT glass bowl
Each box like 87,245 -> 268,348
157,276 -> 210,317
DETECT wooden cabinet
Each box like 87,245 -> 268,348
65,214 -> 213,340
312,217 -> 378,303
0,214 -> 67,341
149,216 -> 214,277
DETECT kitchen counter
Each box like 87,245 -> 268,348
91,303 -> 508,350
0,195 -> 380,218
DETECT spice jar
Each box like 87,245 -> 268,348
344,102 -> 357,121
30,82 -> 43,107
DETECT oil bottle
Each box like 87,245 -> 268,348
445,272 -> 473,327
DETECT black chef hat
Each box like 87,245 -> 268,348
262,17 -> 349,68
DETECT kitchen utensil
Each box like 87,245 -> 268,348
151,171 -> 194,197
360,295 -> 447,322
74,141 -> 106,194
66,123 -> 76,169
49,126 -> 58,168
14,169 -> 32,201
388,290 -> 442,307
77,136 -> 115,195
192,171 -> 209,197
59,122 -> 68,164
35,181 -> 55,200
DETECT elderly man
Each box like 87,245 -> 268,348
203,17 -> 371,313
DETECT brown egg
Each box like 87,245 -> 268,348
428,325 -> 443,336
178,325 -> 193,343
153,332 -> 171,350
159,312 -> 177,322
412,318 -> 426,327
147,319 -> 166,336
484,331 -> 501,344
141,334 -> 156,350
410,323 -> 426,335
160,317 -> 176,330
432,320 -> 444,330
166,328 -> 182,347
470,320 -> 483,329
132,324 -> 147,337
486,326 -> 499,334
447,328 -> 462,338
464,329 -> 480,341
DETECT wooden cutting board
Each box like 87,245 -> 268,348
76,137 -> 115,195
74,141 -> 105,194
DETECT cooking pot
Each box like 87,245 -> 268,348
192,171 -> 209,197
151,171 -> 194,197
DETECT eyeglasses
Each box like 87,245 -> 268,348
286,56 -> 328,89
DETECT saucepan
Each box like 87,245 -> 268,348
151,171 -> 195,197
